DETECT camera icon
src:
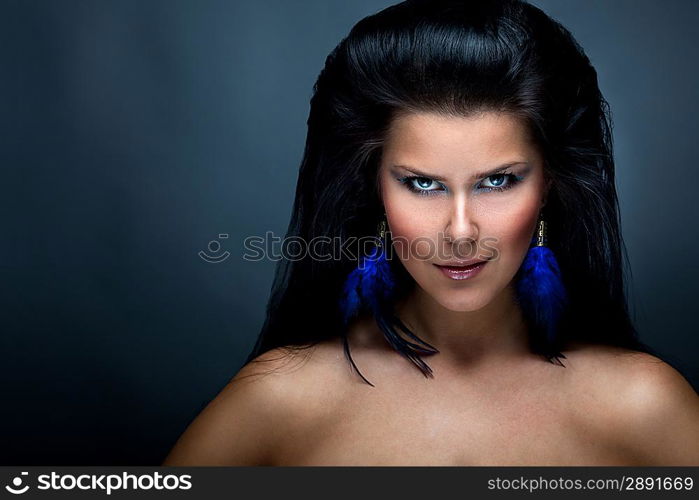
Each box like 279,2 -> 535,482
198,233 -> 231,263
5,472 -> 29,494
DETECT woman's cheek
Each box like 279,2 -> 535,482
386,212 -> 433,262
381,182 -> 441,260
479,196 -> 541,277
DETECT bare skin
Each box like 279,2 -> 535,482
162,111 -> 699,465
274,318 -> 699,465
162,318 -> 699,466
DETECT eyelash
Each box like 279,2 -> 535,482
398,172 -> 524,197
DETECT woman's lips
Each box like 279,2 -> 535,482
433,261 -> 487,280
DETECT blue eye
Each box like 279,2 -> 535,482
477,173 -> 523,193
398,172 -> 524,196
398,176 -> 444,196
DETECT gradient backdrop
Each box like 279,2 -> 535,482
3,0 -> 698,464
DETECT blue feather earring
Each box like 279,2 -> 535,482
515,215 -> 568,361
339,215 -> 396,325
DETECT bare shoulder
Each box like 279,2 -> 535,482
162,341 -> 349,466
560,342 -> 668,381
561,341 -> 695,397
562,342 -> 699,465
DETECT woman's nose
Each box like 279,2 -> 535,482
444,193 -> 479,245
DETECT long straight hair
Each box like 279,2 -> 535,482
245,0 -> 661,385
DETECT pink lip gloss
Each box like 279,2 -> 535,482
434,261 -> 487,280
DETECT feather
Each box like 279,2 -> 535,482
339,245 -> 396,325
515,245 -> 568,347
339,265 -> 363,325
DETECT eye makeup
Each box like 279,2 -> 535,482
396,170 -> 526,197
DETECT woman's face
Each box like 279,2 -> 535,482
378,111 -> 550,312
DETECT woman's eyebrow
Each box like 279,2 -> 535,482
393,162 -> 529,181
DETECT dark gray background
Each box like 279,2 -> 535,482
2,0 -> 697,465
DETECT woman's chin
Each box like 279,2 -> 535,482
431,291 -> 492,312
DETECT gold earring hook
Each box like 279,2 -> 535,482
535,218 -> 547,247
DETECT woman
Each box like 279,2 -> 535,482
163,0 -> 699,465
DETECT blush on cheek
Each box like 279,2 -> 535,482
385,210 -> 430,258
387,228 -> 426,262
391,237 -> 410,261
482,198 -> 540,265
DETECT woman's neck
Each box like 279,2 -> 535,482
393,284 -> 531,366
